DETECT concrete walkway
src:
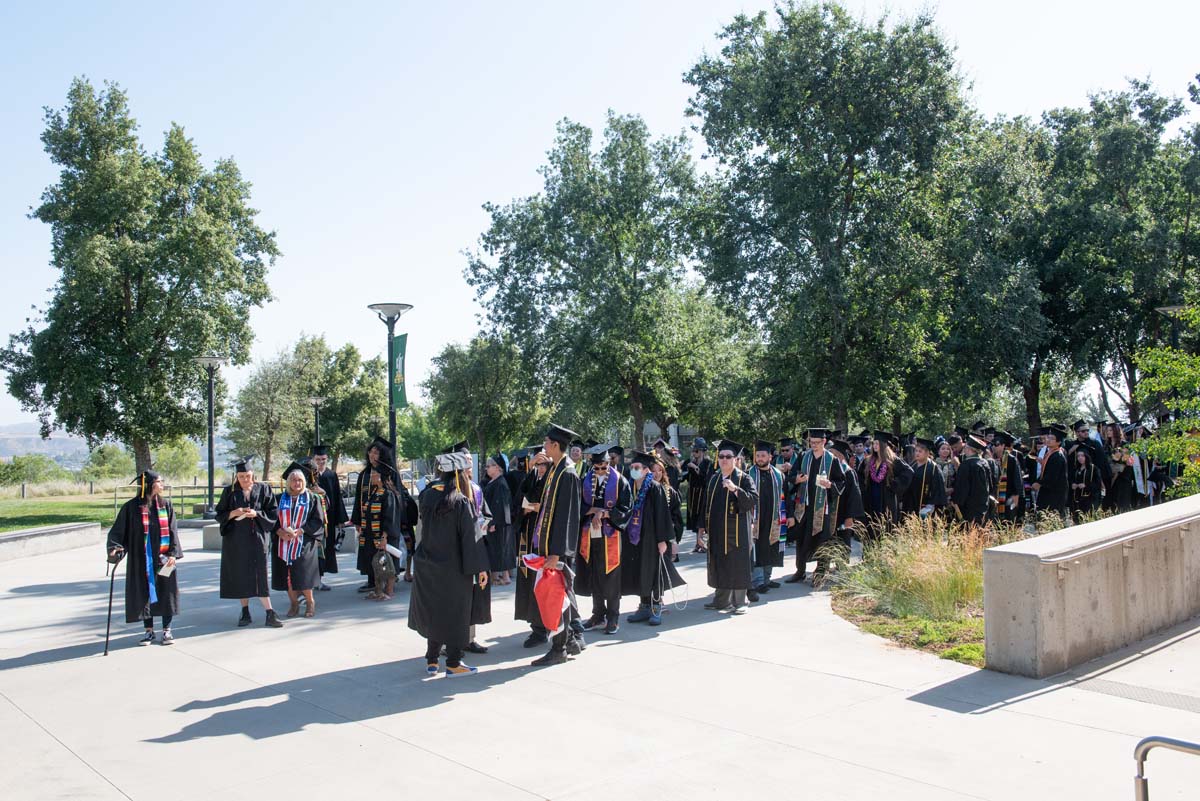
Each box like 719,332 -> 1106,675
2,530 -> 1199,800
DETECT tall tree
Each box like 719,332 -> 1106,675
686,2 -> 964,430
424,335 -> 551,459
465,112 -> 706,447
393,403 -> 453,464
1,79 -> 277,470
226,351 -> 305,479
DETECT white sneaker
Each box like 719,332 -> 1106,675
160,630 -> 175,645
139,630 -> 155,646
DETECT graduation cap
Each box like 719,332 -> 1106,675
607,444 -> 625,457
848,435 -> 869,446
1070,419 -> 1090,432
545,424 -> 579,448
652,437 -> 670,450
281,460 -> 310,481
586,442 -> 612,464
858,429 -> 871,438
914,437 -> 937,452
628,450 -> 656,467
805,428 -> 830,440
228,455 -> 255,473
569,438 -> 585,450
443,440 -> 470,454
946,432 -> 963,445
991,430 -> 1016,447
367,436 -> 394,463
716,440 -> 744,457
778,437 -> 796,448
434,452 -> 471,473
829,439 -> 852,458
1038,425 -> 1068,441
953,425 -> 970,438
830,429 -> 843,440
963,434 -> 989,452
873,430 -> 896,447
753,439 -> 776,454
130,469 -> 161,499
584,439 -> 599,449
310,444 -> 330,456
970,420 -> 988,432
983,426 -> 996,437
487,452 -> 509,472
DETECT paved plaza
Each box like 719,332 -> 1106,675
2,528 -> 1200,800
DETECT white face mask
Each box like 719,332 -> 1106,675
629,467 -> 645,482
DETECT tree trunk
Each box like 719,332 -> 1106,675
1121,353 -> 1141,423
1022,358 -> 1043,439
629,382 -> 646,450
891,412 -> 902,440
836,403 -> 848,435
131,437 -> 153,473
263,440 -> 274,481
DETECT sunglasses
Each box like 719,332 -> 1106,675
591,466 -> 609,472
717,453 -> 735,459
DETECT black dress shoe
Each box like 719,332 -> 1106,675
523,632 -> 549,648
785,571 -> 807,584
747,589 -> 759,602
531,650 -> 568,667
566,634 -> 585,655
604,620 -> 619,635
264,609 -> 283,628
357,583 -> 373,593
767,581 -> 781,589
756,585 -> 770,594
465,641 -> 489,654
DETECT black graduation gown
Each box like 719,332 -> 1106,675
750,466 -> 786,569
665,483 -> 685,543
903,461 -> 948,515
683,457 -> 714,532
482,475 -> 516,571
1071,463 -> 1103,517
408,486 -> 487,647
836,459 -> 865,530
620,480 -> 685,598
1108,458 -> 1135,512
352,464 -> 411,574
993,451 -> 1025,521
794,455 -> 847,557
954,456 -> 992,525
314,468 -> 348,573
859,457 -> 914,524
701,469 -> 758,590
270,490 -> 325,592
467,484 -> 493,626
216,482 -> 276,599
575,470 -> 632,596
106,496 -> 182,623
355,480 -> 403,576
1038,449 -> 1070,518
515,457 -> 581,624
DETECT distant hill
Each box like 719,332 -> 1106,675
0,423 -> 89,466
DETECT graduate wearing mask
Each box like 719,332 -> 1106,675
748,440 -> 786,598
624,451 -> 686,626
787,429 -> 847,587
106,470 -> 182,645
699,440 -> 759,614
576,445 -> 632,634
216,457 -> 282,628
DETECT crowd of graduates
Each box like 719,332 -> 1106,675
101,418 -> 1173,672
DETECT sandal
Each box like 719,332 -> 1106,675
373,593 -> 393,601
304,599 -> 316,618
286,601 -> 301,618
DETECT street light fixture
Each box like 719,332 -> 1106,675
307,396 -> 327,444
367,303 -> 413,468
1155,304 -> 1186,349
194,355 -> 227,520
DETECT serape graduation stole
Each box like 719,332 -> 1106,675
580,469 -> 622,574
277,491 -> 310,565
748,465 -> 785,545
360,488 -> 383,547
996,453 -> 1009,506
140,501 -> 170,603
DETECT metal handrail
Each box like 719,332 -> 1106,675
1134,735 -> 1200,800
1036,512 -> 1200,565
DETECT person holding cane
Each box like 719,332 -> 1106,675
106,470 -> 181,646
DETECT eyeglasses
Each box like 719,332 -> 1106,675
591,467 -> 609,473
717,453 -> 735,460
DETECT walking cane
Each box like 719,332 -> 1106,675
104,548 -> 125,656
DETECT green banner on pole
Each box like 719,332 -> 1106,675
392,333 -> 408,408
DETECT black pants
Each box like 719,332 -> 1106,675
583,549 -> 621,621
426,639 -> 462,668
143,614 -> 173,630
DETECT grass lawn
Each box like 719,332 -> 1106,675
0,495 -> 202,533
832,594 -> 985,667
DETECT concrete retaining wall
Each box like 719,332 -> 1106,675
0,523 -> 104,562
984,495 -> 1200,677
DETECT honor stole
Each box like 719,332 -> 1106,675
579,469 -> 620,574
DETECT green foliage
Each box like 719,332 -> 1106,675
286,336 -> 387,465
393,403 -> 453,463
80,443 -> 134,480
939,643 -> 986,667
424,335 -> 551,458
0,78 -> 278,470
225,350 -> 306,479
1136,306 -> 1200,492
152,436 -> 199,478
0,454 -> 73,485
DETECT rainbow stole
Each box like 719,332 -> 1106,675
580,469 -> 621,574
277,491 -> 309,564
140,501 -> 170,603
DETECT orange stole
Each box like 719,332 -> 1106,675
579,526 -> 621,574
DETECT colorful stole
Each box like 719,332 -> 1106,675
748,465 -> 785,545
310,467 -> 328,527
277,491 -> 309,565
532,458 -> 570,551
580,470 -> 622,573
141,500 -> 170,604
359,487 -> 383,548
798,450 -> 834,535
996,452 -> 1010,506
626,477 -> 652,546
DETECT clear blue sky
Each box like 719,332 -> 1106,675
1,1 -> 1197,429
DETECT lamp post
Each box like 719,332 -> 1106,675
1155,304 -> 1185,350
307,396 -> 327,444
367,303 -> 413,469
194,355 -> 227,520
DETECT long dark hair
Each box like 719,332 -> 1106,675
435,468 -> 467,516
